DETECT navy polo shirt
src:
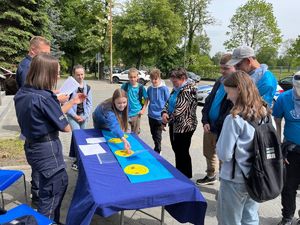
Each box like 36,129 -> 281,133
14,85 -> 69,139
16,55 -> 32,88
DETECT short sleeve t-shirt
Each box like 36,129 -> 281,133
273,89 -> 300,145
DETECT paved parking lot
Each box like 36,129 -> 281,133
0,79 -> 299,225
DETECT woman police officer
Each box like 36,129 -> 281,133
14,53 -> 86,224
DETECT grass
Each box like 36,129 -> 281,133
0,137 -> 26,167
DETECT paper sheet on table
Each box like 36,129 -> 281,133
86,137 -> 106,144
79,144 -> 106,156
59,76 -> 80,95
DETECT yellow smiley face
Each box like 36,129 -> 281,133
124,164 -> 149,175
114,150 -> 133,157
108,134 -> 129,144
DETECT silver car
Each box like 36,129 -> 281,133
196,84 -> 213,105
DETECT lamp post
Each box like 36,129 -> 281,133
109,0 -> 113,83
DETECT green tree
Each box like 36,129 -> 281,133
289,35 -> 300,58
185,0 -> 214,54
224,0 -> 282,51
48,0 -> 75,59
191,33 -> 211,55
286,35 -> 300,70
58,0 -> 108,75
256,46 -> 277,66
0,0 -> 51,69
211,51 -> 224,65
114,0 -> 183,68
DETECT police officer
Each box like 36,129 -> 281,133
16,36 -> 50,88
15,36 -> 51,206
14,53 -> 86,223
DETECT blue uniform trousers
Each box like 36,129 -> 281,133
25,139 -> 68,223
39,169 -> 68,223
31,169 -> 40,201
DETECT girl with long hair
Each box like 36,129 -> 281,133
93,88 -> 131,151
216,70 -> 271,225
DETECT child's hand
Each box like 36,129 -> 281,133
122,137 -> 131,153
139,108 -> 146,115
74,115 -> 84,122
162,113 -> 169,124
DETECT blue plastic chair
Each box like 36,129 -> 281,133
0,169 -> 27,209
0,204 -> 53,224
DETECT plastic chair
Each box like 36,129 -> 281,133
0,169 -> 27,209
0,204 -> 53,224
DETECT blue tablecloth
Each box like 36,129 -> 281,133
66,129 -> 207,225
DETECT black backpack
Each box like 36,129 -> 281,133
69,84 -> 91,100
232,115 -> 284,203
123,82 -> 145,106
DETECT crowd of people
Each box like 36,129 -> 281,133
10,36 -> 300,225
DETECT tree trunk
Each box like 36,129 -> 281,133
136,54 -> 142,69
187,29 -> 194,54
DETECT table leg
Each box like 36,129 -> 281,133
161,206 -> 165,225
120,211 -> 124,225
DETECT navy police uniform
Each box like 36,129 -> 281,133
15,54 -> 40,203
16,55 -> 32,88
14,85 -> 69,223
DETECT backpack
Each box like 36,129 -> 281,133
123,82 -> 145,106
69,84 -> 91,100
232,115 -> 284,203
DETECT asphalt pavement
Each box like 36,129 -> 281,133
0,79 -> 299,225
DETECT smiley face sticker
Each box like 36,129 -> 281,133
114,150 -> 134,157
124,164 -> 149,175
108,134 -> 129,144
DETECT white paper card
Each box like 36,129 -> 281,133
59,76 -> 80,95
86,137 -> 106,144
79,144 -> 106,156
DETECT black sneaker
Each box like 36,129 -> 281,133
277,218 -> 292,225
196,175 -> 217,185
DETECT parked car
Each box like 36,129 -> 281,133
187,71 -> 201,83
196,84 -> 213,105
112,69 -> 150,85
197,83 -> 284,106
0,67 -> 16,79
274,85 -> 284,101
278,76 -> 293,91
0,67 -> 17,95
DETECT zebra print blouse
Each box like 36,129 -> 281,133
162,82 -> 198,133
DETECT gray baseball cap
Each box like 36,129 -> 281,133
226,46 -> 255,66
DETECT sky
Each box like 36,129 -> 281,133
205,0 -> 300,56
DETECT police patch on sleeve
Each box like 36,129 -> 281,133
59,115 -> 66,121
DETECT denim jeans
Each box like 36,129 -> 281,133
217,179 -> 259,225
67,114 -> 87,130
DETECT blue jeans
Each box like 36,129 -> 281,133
67,114 -> 87,130
217,179 -> 259,225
